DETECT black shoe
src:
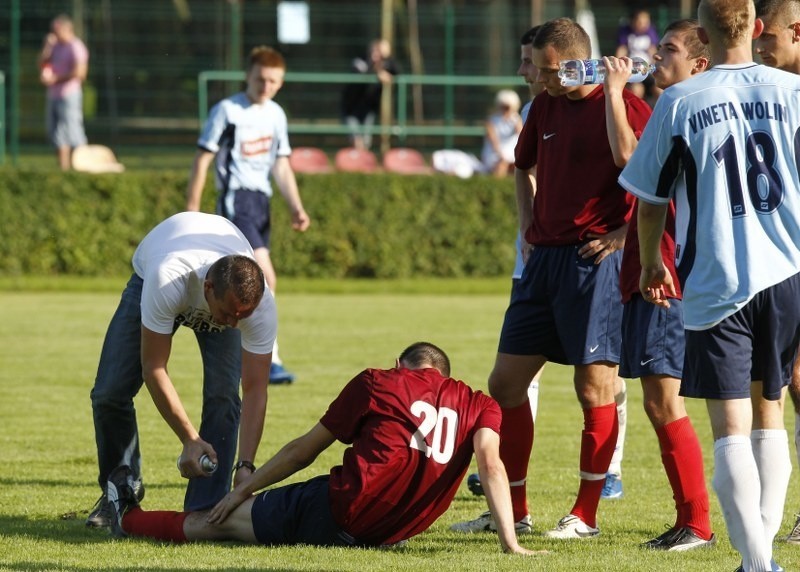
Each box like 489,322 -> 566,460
86,493 -> 113,528
642,526 -> 716,551
106,465 -> 140,537
86,476 -> 144,528
466,473 -> 484,496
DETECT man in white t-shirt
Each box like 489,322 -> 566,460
87,212 -> 277,530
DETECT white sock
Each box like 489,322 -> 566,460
607,379 -> 627,476
528,370 -> 541,422
751,429 -> 792,546
794,412 -> 800,474
272,338 -> 282,366
712,435 -> 771,572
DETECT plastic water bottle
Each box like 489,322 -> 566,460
558,57 -> 655,87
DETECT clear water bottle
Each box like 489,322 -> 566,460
558,57 -> 655,87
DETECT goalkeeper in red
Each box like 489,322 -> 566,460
104,342 -> 538,555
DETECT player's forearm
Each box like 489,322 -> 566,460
637,201 -> 668,270
186,151 -> 213,211
514,167 -> 534,236
480,460 -> 522,553
143,368 -> 199,445
237,376 -> 268,465
604,91 -> 638,167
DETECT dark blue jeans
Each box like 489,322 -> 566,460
90,274 -> 242,510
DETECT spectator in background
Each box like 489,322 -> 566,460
341,39 -> 398,150
480,90 -> 523,178
38,14 -> 89,171
615,8 -> 659,100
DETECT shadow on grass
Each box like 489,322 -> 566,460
2,564 -> 303,572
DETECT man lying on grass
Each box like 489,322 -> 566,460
106,342 -> 539,555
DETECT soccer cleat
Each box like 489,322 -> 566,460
106,465 -> 140,537
786,514 -> 800,544
600,473 -> 623,500
86,493 -> 113,528
642,526 -> 716,551
544,514 -> 599,539
467,473 -> 484,496
449,510 -> 533,534
86,477 -> 145,528
269,363 -> 296,384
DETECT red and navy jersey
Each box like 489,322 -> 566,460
321,367 -> 501,546
515,85 -> 652,246
619,200 -> 682,303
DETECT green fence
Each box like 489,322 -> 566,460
199,71 -> 521,149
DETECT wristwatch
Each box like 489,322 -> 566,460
233,460 -> 256,472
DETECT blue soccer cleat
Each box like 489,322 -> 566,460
270,363 -> 296,384
601,473 -> 623,500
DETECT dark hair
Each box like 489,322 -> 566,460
520,25 -> 541,46
248,45 -> 286,71
399,342 -> 451,377
664,18 -> 712,62
207,255 -> 265,307
532,18 -> 591,60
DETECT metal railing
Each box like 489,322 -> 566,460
198,71 -> 522,148
0,71 -> 5,166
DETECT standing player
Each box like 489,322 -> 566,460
463,25 -> 630,505
754,0 -> 800,545
620,1 -> 800,569
607,20 -> 715,550
105,343 -> 539,556
186,45 -> 310,385
453,17 -> 651,539
88,212 -> 276,528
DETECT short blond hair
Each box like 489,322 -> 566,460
698,0 -> 755,47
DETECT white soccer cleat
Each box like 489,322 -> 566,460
544,514 -> 599,539
450,510 -> 533,534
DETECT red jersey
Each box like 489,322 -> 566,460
320,367 -> 501,545
515,85 -> 652,246
619,200 -> 682,303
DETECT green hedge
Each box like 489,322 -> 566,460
0,170 -> 519,278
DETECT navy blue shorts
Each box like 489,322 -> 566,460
250,475 -> 353,546
218,188 -> 272,250
619,295 -> 684,379
681,272 -> 800,401
498,244 -> 623,365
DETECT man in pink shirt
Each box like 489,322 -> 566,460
38,14 -> 89,170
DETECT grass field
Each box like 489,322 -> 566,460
1,278 -> 798,571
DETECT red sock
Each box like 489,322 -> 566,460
570,403 -> 618,528
499,401 -> 534,521
656,417 -> 712,539
122,506 -> 189,543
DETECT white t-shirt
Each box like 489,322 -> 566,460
132,212 -> 277,354
198,92 -> 292,197
619,63 -> 800,329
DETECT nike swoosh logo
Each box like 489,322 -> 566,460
543,133 -> 556,140
640,358 -> 655,366
589,345 -> 599,353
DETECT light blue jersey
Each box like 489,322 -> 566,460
620,63 -> 800,330
199,92 -> 291,198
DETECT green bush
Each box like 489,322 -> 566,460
0,170 -> 518,278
